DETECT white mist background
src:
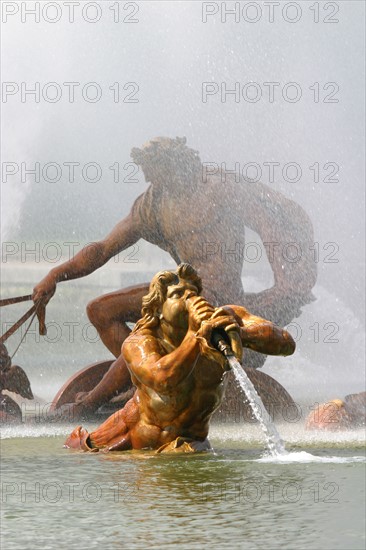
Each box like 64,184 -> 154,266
1,1 -> 365,403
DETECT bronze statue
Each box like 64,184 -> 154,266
0,343 -> 34,422
65,264 -> 295,452
33,137 -> 316,417
306,392 -> 366,431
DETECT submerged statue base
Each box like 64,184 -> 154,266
65,264 -> 295,453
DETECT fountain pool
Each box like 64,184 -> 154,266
1,423 -> 365,550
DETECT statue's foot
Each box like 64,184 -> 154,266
64,425 -> 98,452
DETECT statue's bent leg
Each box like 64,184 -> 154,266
78,354 -> 132,413
88,408 -> 130,450
87,283 -> 149,357
65,398 -> 139,451
72,284 -> 149,415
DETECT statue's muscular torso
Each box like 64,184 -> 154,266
131,176 -> 247,305
123,330 -> 229,450
130,171 -> 316,322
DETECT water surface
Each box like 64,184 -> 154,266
1,424 -> 365,550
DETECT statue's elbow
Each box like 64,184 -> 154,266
282,332 -> 296,356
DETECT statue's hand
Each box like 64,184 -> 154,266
198,309 -> 243,363
32,274 -> 57,306
186,296 -> 215,332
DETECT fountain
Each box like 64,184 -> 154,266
63,264 -> 295,453
1,2 -> 364,549
228,355 -> 286,456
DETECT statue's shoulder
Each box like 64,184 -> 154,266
131,185 -> 155,216
124,328 -> 159,350
123,328 -> 163,366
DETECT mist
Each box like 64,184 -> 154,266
1,1 -> 365,401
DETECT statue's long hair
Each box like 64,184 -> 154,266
132,263 -> 202,333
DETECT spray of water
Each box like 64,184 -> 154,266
228,356 -> 287,457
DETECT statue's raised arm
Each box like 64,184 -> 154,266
32,210 -> 141,306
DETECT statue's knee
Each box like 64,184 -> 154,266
87,295 -> 130,333
86,299 -> 107,328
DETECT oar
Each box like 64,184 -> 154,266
0,294 -> 47,344
0,304 -> 38,344
0,294 -> 32,307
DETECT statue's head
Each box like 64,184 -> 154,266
133,263 -> 202,332
131,137 -> 201,185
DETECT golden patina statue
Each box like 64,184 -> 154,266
306,392 -> 366,431
65,264 -> 295,452
33,137 -> 315,419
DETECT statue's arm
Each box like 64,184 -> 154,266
122,332 -> 201,393
226,305 -> 296,356
52,212 -> 140,281
33,212 -> 141,302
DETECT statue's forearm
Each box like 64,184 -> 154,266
50,242 -> 108,283
241,324 -> 295,356
49,215 -> 139,284
149,332 -> 201,391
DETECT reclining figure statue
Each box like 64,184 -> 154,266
65,264 -> 295,452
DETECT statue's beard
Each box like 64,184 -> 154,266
141,166 -> 159,184
139,162 -> 173,186
140,168 -> 151,183
131,148 -> 198,189
130,147 -> 144,164
130,148 -> 175,184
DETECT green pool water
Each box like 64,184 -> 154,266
1,424 -> 365,550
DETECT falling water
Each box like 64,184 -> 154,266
228,355 -> 287,456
